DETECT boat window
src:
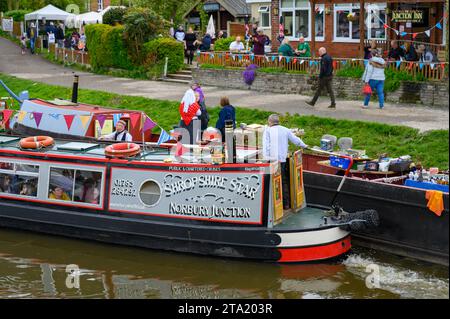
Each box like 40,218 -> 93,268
0,160 -> 39,197
74,170 -> 102,205
48,166 -> 103,205
139,180 -> 161,206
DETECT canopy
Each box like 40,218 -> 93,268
24,4 -> 75,22
67,11 -> 102,29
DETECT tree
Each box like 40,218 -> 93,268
133,0 -> 196,26
123,7 -> 167,63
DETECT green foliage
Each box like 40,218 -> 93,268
213,36 -> 235,51
196,3 -> 208,33
4,9 -> 31,21
134,0 -> 196,25
144,37 -> 184,74
123,7 -> 167,64
335,65 -> 365,78
102,7 -> 127,26
85,24 -> 133,71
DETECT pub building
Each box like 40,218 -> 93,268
266,0 -> 448,58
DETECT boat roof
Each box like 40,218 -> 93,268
0,135 -> 262,165
29,98 -> 140,115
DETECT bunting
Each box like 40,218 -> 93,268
32,112 -> 43,127
79,115 -> 91,129
130,113 -> 141,129
17,111 -> 26,123
113,113 -> 123,127
157,129 -> 171,145
143,117 -> 157,132
1,110 -> 13,123
96,114 -> 107,129
63,114 -> 75,130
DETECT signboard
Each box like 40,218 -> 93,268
391,10 -> 424,23
203,3 -> 220,12
1,18 -> 13,32
48,33 -> 55,44
109,167 -> 265,224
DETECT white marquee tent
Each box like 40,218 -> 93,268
65,11 -> 103,29
24,4 -> 75,23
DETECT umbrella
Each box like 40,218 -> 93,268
206,15 -> 216,39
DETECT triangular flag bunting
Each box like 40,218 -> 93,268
412,33 -> 418,39
18,111 -> 27,123
396,60 -> 401,69
63,114 -> 75,131
341,60 -> 347,65
32,112 -> 43,127
425,30 -> 430,37
309,60 -> 314,66
293,58 -> 297,64
364,60 -> 368,67
300,60 -> 305,65
97,114 -> 106,129
279,56 -> 283,62
272,56 -> 276,62
408,62 -> 413,70
130,113 -> 141,129
383,24 -> 388,29
419,63 -> 424,70
436,22 -> 442,30
79,115 -> 91,129
2,109 -> 14,123
286,57 -> 291,63
441,63 -> 446,70
143,117 -> 157,132
157,129 -> 171,145
394,30 -> 399,35
400,32 -> 407,37
332,61 -> 337,69
265,56 -> 269,62
430,63 -> 435,70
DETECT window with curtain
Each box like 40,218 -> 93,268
280,0 -> 324,40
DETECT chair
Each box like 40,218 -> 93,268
338,137 -> 353,152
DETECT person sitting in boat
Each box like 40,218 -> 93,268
49,186 -> 71,201
263,114 -> 308,210
75,178 -> 100,204
99,119 -> 132,142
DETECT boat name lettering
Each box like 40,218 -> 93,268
164,175 -> 258,200
169,203 -> 251,219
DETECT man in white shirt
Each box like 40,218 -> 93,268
263,114 -> 308,209
99,119 -> 133,142
229,36 -> 245,52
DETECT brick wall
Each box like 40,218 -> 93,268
192,68 -> 449,108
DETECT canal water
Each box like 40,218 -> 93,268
0,228 -> 448,299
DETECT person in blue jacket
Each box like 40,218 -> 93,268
215,96 -> 236,142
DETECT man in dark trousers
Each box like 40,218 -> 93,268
306,47 -> 336,109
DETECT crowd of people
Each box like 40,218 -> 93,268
21,21 -> 87,55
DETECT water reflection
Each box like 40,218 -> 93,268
0,229 -> 447,299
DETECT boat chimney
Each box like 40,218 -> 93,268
71,74 -> 79,104
225,120 -> 236,163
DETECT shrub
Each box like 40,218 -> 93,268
123,7 -> 167,64
213,36 -> 236,51
103,7 -> 127,26
4,10 -> 32,22
144,37 -> 184,74
85,24 -> 133,70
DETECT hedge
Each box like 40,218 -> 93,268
144,37 -> 184,74
102,7 -> 127,26
213,36 -> 236,51
85,24 -> 133,70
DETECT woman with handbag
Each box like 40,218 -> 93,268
361,48 -> 386,109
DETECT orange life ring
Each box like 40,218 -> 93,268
19,136 -> 55,149
105,143 -> 141,158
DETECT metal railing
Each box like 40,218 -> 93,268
197,51 -> 449,81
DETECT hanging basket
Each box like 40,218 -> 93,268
347,13 -> 358,22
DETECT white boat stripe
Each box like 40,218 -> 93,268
277,227 -> 350,248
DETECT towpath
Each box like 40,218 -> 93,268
0,37 -> 448,132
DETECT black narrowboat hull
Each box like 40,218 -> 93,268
303,171 -> 449,266
0,199 -> 351,263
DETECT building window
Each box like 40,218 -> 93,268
334,4 -> 360,42
259,6 -> 271,28
280,0 -> 324,40
97,0 -> 103,11
0,161 -> 39,197
367,3 -> 386,40
334,3 -> 387,42
48,167 -> 103,206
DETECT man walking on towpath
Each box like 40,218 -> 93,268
306,47 -> 336,109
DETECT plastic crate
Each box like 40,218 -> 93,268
330,156 -> 351,169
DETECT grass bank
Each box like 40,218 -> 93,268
0,73 -> 448,169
